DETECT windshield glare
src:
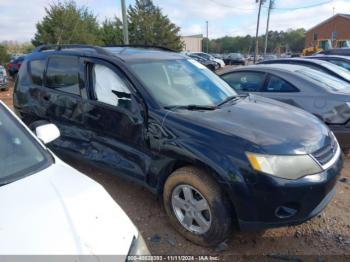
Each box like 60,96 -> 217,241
130,59 -> 237,107
320,61 -> 350,82
0,105 -> 49,184
298,68 -> 350,93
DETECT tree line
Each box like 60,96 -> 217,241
204,28 -> 306,54
31,0 -> 183,51
0,0 -> 307,65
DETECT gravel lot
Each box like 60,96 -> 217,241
2,80 -> 350,260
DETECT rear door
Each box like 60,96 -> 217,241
35,55 -> 93,155
258,74 -> 302,107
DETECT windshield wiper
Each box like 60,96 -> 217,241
164,104 -> 217,111
216,95 -> 246,107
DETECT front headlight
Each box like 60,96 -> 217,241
246,152 -> 322,179
128,233 -> 150,256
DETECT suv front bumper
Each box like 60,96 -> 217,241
235,153 -> 343,231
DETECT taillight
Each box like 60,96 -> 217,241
16,63 -> 21,70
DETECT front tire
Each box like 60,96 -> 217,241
163,166 -> 233,246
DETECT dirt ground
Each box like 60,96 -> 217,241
2,80 -> 350,261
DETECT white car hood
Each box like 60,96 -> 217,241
0,158 -> 137,256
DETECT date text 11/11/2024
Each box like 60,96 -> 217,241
127,255 -> 220,261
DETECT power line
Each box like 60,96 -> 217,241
207,0 -> 333,11
208,0 -> 257,11
273,0 -> 333,10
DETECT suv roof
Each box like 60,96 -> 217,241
31,44 -> 185,63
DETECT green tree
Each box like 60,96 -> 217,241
206,28 -> 306,54
32,0 -> 101,46
100,17 -> 123,46
0,45 -> 10,65
128,0 -> 183,51
284,28 -> 306,52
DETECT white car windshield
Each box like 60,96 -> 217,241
0,104 -> 50,185
130,59 -> 237,107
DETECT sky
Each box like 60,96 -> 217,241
0,0 -> 350,43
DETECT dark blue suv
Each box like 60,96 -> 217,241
13,45 -> 343,246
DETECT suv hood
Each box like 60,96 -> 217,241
0,158 -> 137,255
174,95 -> 330,154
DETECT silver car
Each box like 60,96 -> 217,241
219,64 -> 350,149
0,65 -> 8,91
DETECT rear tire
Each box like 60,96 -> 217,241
163,166 -> 233,246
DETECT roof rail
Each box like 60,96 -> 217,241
33,44 -> 110,55
104,45 -> 177,52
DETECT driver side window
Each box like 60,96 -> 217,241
92,64 -> 132,109
221,72 -> 265,92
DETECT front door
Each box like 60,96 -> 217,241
81,58 -> 151,182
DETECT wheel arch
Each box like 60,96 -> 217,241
156,158 -> 239,225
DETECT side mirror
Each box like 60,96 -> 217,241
35,123 -> 60,144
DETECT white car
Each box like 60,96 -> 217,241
191,52 -> 226,68
0,65 -> 8,91
0,101 -> 149,258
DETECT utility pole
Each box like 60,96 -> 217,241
254,0 -> 264,64
264,0 -> 273,56
121,0 -> 129,45
206,21 -> 209,53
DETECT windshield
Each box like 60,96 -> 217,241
130,59 -> 237,107
320,61 -> 350,82
0,104 -> 50,185
297,68 -> 350,93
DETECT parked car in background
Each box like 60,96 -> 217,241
259,58 -> 350,84
262,54 -> 278,61
14,45 -> 344,246
220,64 -> 350,149
192,52 -> 225,68
187,53 -> 219,71
308,55 -> 350,72
223,53 -> 246,65
211,53 -> 224,59
0,100 -> 149,256
0,65 -> 8,91
7,56 -> 25,79
248,55 -> 255,61
280,52 -> 292,58
317,48 -> 350,56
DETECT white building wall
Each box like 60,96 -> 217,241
181,35 -> 203,52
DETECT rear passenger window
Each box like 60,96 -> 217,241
263,75 -> 298,92
29,60 -> 45,86
221,72 -> 265,92
46,56 -> 80,95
